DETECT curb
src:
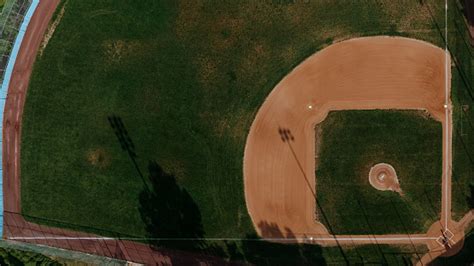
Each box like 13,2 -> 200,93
0,0 -> 40,236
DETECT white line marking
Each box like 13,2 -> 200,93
444,0 -> 449,231
8,236 -> 438,241
15,96 -> 21,121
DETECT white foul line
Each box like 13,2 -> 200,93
444,0 -> 449,231
8,236 -> 438,241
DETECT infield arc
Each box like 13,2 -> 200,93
243,36 -> 451,241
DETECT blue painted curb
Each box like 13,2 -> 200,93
1,0 -> 41,237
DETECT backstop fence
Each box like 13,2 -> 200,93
0,0 -> 32,82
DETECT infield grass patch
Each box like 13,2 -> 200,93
316,110 -> 442,234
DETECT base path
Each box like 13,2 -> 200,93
1,1 -> 236,265
243,36 -> 454,251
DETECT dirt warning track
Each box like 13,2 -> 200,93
243,36 -> 452,243
3,0 -> 60,215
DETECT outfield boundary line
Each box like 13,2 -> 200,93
443,0 -> 449,232
8,236 -> 439,241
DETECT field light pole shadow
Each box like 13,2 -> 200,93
387,197 -> 424,263
355,199 -> 389,265
108,115 -> 149,191
425,1 -> 474,103
277,127 -> 349,264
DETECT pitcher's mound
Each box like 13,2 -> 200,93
368,163 -> 402,194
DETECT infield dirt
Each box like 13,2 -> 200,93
243,36 -> 451,242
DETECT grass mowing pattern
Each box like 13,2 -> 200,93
316,110 -> 442,234
19,0 -> 459,263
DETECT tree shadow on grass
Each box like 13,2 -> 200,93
466,184 -> 474,209
139,162 -> 329,264
237,221 -> 327,265
139,161 -> 204,251
461,0 -> 474,28
430,230 -> 474,265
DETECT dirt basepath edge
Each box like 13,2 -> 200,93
242,36 -> 469,264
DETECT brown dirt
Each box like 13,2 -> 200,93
418,212 -> 474,265
243,36 -> 459,264
368,163 -> 401,193
38,1 -> 66,56
86,148 -> 109,169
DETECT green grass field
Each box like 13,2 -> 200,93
315,110 -> 442,234
19,0 -> 470,263
449,1 -> 474,220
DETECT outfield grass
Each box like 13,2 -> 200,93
315,110 -> 442,234
449,1 -> 474,220
20,0 -> 458,263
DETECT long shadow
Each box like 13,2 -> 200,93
465,184 -> 474,209
461,109 -> 474,133
138,161 -> 205,251
356,199 -> 388,265
277,127 -> 349,264
108,115 -> 149,190
456,129 -> 474,169
424,2 -> 474,101
430,229 -> 474,265
461,0 -> 474,28
453,18 -> 473,57
139,170 -> 327,264
388,198 -> 424,263
240,221 -> 326,265
423,187 -> 441,220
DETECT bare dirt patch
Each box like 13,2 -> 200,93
86,148 -> 110,169
102,39 -> 151,64
39,1 -> 66,56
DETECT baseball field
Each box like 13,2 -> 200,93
14,0 -> 474,263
